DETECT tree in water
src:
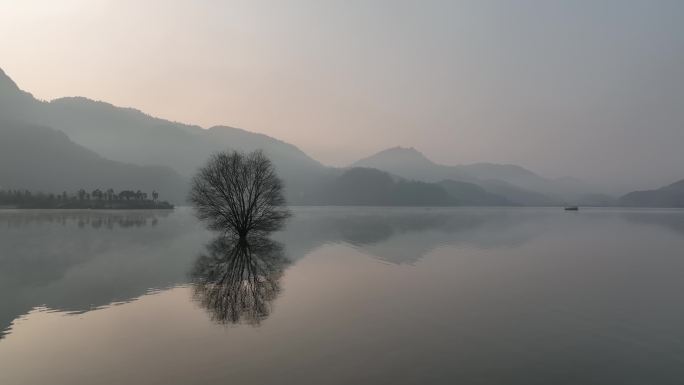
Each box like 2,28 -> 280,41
189,150 -> 290,238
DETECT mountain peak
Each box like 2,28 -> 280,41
353,146 -> 435,168
384,146 -> 424,155
664,178 -> 684,191
0,67 -> 20,92
0,67 -> 36,103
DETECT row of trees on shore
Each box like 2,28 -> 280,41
78,188 -> 160,202
0,189 -> 159,203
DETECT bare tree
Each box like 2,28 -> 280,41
189,150 -> 290,237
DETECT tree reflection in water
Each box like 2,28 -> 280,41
190,236 -> 289,326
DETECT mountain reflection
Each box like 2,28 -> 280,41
0,207 -> 546,338
622,211 -> 684,236
190,236 -> 289,326
0,208 -> 203,339
275,208 -> 543,264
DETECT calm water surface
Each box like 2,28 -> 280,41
2,207 -> 684,384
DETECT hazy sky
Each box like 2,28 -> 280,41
1,0 -> 683,190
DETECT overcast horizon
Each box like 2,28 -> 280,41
2,0 -> 683,191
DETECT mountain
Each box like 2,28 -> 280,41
0,68 -> 524,207
353,147 -> 561,205
620,179 -> 684,207
0,119 -> 186,202
0,68 -> 37,121
0,69 -> 21,95
476,179 -> 558,206
302,168 -> 520,206
306,167 -> 456,206
0,68 -> 328,203
436,180 -> 513,206
576,193 -> 619,207
41,97 -> 323,176
353,147 -> 470,182
0,67 -> 595,207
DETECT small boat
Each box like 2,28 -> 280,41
564,206 -> 579,211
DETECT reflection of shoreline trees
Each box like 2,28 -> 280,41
0,211 -> 169,229
0,189 -> 172,209
190,236 -> 289,325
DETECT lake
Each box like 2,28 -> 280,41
2,207 -> 684,384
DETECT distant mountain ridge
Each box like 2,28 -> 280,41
306,167 -> 456,206
354,146 -> 550,186
0,68 -> 21,93
42,96 -> 323,176
437,180 -> 513,206
0,67 -> 623,207
352,146 -> 564,205
620,179 -> 684,207
0,67 -> 329,203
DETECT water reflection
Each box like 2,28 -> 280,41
5,208 -> 684,384
5,208 -> 684,339
276,208 -> 544,264
0,210 -> 170,229
0,208 -> 544,338
621,210 -> 684,236
0,209 -> 208,339
190,236 -> 289,325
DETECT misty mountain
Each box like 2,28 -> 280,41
0,68 -> 35,113
477,179 -> 559,206
620,179 -> 684,208
0,119 -> 186,202
436,180 -> 513,206
353,147 -> 562,205
0,68 -> 328,203
353,146 -> 469,181
576,193 -> 619,207
303,168 -> 519,207
0,67 -> 601,207
306,168 -> 455,206
0,67 -> 536,207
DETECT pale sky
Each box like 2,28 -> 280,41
1,0 -> 683,190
